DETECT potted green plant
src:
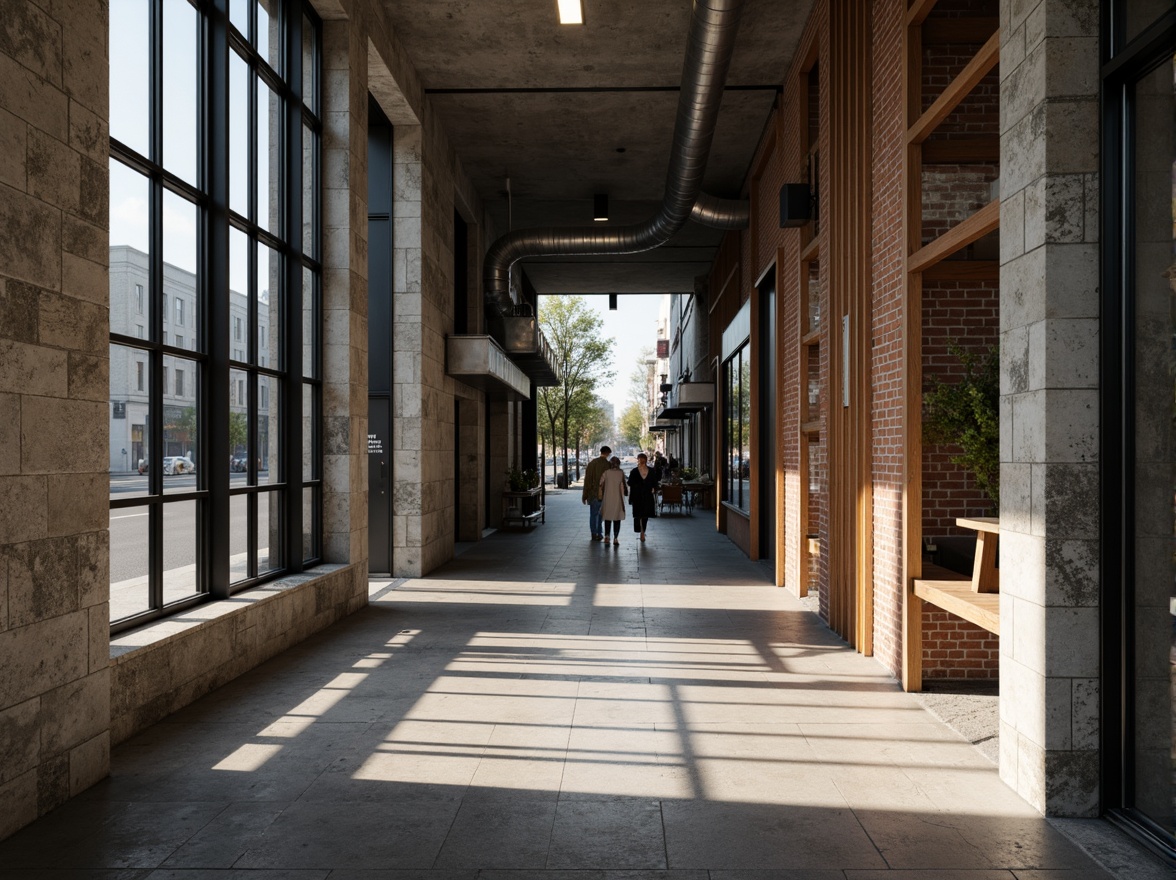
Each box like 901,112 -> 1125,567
506,467 -> 539,492
923,343 -> 1000,508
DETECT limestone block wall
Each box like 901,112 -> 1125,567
110,565 -> 361,744
0,0 -> 111,839
998,0 -> 1101,816
390,124 -> 427,575
322,18 -> 370,569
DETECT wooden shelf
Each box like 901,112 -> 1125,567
913,579 -> 999,634
801,328 -> 824,346
922,259 -> 998,282
908,199 -> 999,274
800,236 -> 819,264
906,30 -> 999,146
800,420 -> 821,435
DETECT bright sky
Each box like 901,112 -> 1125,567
584,294 -> 664,419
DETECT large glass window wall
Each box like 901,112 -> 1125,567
108,0 -> 322,631
1103,0 -> 1176,856
723,344 -> 751,514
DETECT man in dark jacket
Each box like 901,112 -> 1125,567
582,445 -> 611,541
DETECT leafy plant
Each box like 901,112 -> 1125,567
506,467 -> 539,492
923,343 -> 1000,507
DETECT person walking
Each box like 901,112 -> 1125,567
581,445 -> 611,542
628,452 -> 660,542
598,456 -> 628,546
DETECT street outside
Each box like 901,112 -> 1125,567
109,473 -> 274,622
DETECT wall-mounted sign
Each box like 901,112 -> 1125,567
656,338 -> 669,359
367,433 -> 384,455
112,401 -> 126,419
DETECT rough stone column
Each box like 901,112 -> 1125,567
391,124 -> 424,575
321,19 -> 369,568
998,0 -> 1101,815
0,0 -> 111,838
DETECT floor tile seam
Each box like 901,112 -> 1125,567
841,794 -> 895,872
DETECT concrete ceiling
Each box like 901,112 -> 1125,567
378,0 -> 812,295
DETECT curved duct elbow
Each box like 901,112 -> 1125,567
483,0 -> 746,312
691,192 -> 749,229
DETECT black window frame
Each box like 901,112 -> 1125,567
1100,0 -> 1176,859
109,0 -> 322,635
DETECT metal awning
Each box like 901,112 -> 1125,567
498,315 -> 562,386
649,420 -> 681,432
446,335 -> 532,399
657,381 -> 713,420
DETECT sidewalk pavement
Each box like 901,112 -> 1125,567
1,488 -> 1167,878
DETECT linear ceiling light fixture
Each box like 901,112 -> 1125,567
593,193 -> 608,221
557,0 -> 583,25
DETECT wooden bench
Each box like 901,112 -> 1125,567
502,489 -> 545,529
907,517 -> 1000,690
913,563 -> 999,634
913,516 -> 1000,635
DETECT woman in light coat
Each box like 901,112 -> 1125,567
598,456 -> 628,545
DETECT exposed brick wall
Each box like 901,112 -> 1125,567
922,279 -> 1000,533
870,0 -> 906,678
921,278 -> 1000,679
922,164 -> 999,243
923,609 -> 1000,679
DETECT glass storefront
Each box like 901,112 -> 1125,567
1129,52 -> 1176,839
1104,2 -> 1176,854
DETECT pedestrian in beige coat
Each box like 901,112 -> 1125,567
598,456 -> 628,546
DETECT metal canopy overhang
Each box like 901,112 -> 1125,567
649,420 -> 681,432
497,315 -> 562,387
446,335 -> 532,399
657,381 -> 714,420
655,406 -> 700,420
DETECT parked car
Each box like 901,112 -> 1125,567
230,457 -> 248,473
161,456 -> 196,475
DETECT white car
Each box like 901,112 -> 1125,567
162,456 -> 196,475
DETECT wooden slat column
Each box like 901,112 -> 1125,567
826,0 -> 874,651
901,1 -> 927,692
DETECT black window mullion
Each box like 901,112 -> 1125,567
206,0 -> 232,600
284,7 -> 304,572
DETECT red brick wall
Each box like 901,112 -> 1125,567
869,0 -> 906,678
921,278 -> 1000,679
923,609 -> 1001,679
921,279 -> 999,533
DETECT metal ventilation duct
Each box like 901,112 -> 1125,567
691,192 -> 749,230
483,0 -> 747,312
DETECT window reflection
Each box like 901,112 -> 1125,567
109,0 -> 149,155
1129,52 -> 1176,837
162,0 -> 198,184
723,345 -> 751,514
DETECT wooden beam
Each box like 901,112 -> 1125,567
922,260 -> 999,282
906,30 -> 999,145
922,136 -> 999,164
908,199 -> 1000,274
905,0 -> 939,27
914,580 -> 1000,633
923,18 -> 998,44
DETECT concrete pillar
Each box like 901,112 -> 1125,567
0,0 -> 111,838
390,124 -> 424,575
998,0 -> 1101,816
322,19 -> 369,569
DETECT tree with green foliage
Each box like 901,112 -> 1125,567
537,295 -> 615,486
618,401 -> 646,447
923,344 -> 1000,508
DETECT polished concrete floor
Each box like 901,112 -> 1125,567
1,489 -> 1124,878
